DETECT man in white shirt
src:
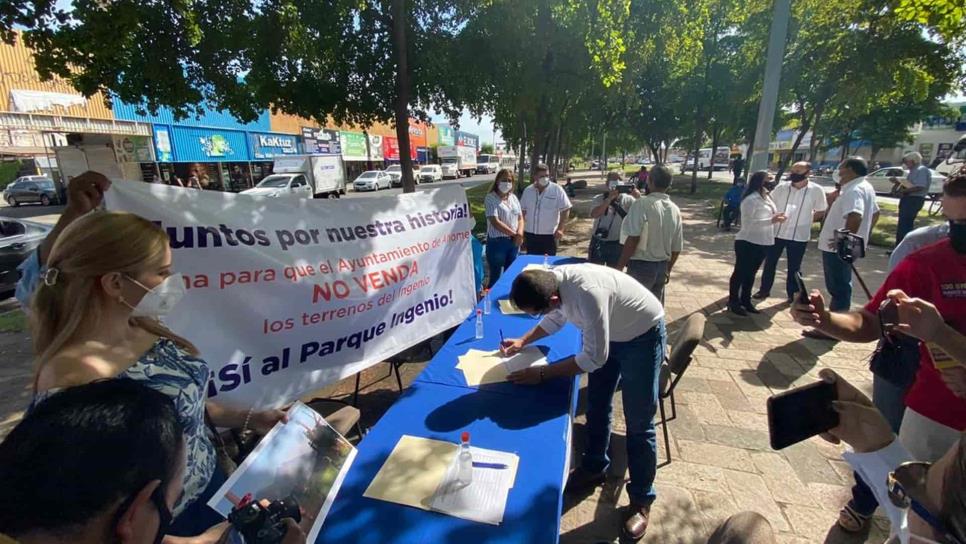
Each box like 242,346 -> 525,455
589,172 -> 638,267
753,161 -> 827,302
520,163 -> 572,256
501,264 -> 665,541
616,165 -> 683,302
810,157 -> 880,338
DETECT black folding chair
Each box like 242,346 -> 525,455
657,313 -> 706,465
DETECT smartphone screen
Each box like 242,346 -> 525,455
767,381 -> 838,450
794,272 -> 809,303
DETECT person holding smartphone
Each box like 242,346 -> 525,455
894,152 -> 934,246
726,171 -> 786,315
588,172 -> 637,267
791,171 -> 966,533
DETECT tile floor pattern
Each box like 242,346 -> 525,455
0,188 -> 901,543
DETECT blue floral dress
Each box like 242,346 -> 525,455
21,252 -> 216,516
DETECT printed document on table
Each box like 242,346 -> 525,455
429,447 -> 520,525
456,347 -> 547,385
363,435 -> 457,510
498,298 -> 525,315
522,263 -> 551,272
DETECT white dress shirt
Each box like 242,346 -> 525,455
735,192 -> 777,246
818,176 -> 880,253
770,181 -> 828,242
520,182 -> 572,235
537,264 -> 664,372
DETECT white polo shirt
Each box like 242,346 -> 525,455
520,182 -> 572,235
770,181 -> 828,242
537,264 -> 664,372
818,176 -> 879,253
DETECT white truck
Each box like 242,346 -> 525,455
242,154 -> 346,199
438,145 -> 478,178
697,147 -> 732,171
475,154 -> 500,175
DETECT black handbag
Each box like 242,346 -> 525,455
868,334 -> 921,389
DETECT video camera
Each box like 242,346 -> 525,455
834,229 -> 865,263
228,495 -> 302,544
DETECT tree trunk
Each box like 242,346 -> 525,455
364,129 -> 373,171
776,113 -> 813,182
808,104 -> 825,164
391,0 -> 415,193
871,144 -> 881,161
517,119 -> 527,184
707,124 -> 720,179
690,130 -> 701,194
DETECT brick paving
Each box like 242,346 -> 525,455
0,180 -> 898,543
556,180 -> 894,543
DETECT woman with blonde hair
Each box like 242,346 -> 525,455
484,168 -> 524,287
16,172 -> 285,537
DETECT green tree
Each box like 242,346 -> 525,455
480,143 -> 495,155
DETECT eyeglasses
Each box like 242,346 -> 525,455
887,461 -> 964,544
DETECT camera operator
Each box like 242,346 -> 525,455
791,172 -> 966,477
805,157 -> 879,340
588,172 -> 638,267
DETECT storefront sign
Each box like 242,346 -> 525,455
456,131 -> 478,150
340,131 -> 368,161
438,125 -> 455,146
113,135 -> 155,163
154,127 -> 173,162
105,182 -> 476,409
250,132 -> 299,159
368,134 -> 383,161
302,127 -> 342,155
383,136 -> 401,161
169,126 -> 250,162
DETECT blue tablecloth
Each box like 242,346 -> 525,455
316,255 -> 582,544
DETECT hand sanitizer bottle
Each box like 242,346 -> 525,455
475,309 -> 484,339
483,289 -> 491,315
543,253 -> 550,268
457,431 -> 473,486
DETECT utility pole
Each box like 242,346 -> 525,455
748,0 -> 791,174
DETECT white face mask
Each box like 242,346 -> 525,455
498,181 -> 512,194
536,176 -> 549,187
124,273 -> 186,318
832,171 -> 842,184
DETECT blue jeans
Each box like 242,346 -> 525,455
759,238 -> 808,300
849,375 -> 908,515
822,250 -> 853,312
896,196 -> 925,247
486,236 -> 519,287
582,320 -> 666,506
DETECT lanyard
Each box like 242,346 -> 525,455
781,185 -> 810,240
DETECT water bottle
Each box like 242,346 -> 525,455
483,289 -> 491,315
475,309 -> 484,339
457,431 -> 473,486
543,253 -> 550,268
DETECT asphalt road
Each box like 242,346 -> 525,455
345,172 -> 493,198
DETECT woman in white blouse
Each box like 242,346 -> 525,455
728,171 -> 786,315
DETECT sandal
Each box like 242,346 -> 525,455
837,503 -> 872,533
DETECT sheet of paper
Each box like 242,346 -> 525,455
457,347 -> 547,386
522,263 -> 551,272
84,146 -> 125,180
363,435 -> 457,510
783,202 -> 798,218
498,298 -> 525,315
429,447 -> 519,525
897,178 -> 915,189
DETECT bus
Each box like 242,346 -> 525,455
476,154 -> 500,175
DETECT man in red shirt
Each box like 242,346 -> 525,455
792,174 -> 966,457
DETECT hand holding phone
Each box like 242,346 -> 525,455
767,380 -> 838,450
794,272 -> 809,304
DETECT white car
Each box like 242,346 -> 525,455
353,170 -> 391,191
418,165 -> 443,183
240,174 -> 313,199
865,167 -> 947,196
385,165 -> 420,188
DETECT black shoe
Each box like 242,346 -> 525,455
742,304 -> 761,314
728,304 -> 748,316
752,291 -> 769,300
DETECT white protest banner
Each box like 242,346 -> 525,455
105,182 -> 476,408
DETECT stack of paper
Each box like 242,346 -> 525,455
498,298 -> 525,315
363,435 -> 519,525
456,347 -> 548,386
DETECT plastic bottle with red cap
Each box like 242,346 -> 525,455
457,431 -> 473,486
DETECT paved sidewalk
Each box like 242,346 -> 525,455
556,182 -> 894,544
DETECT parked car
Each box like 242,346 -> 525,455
353,170 -> 391,191
386,165 -> 420,188
865,167 -> 947,196
0,218 -> 51,296
418,165 -> 443,183
4,176 -> 59,207
239,174 -> 314,199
